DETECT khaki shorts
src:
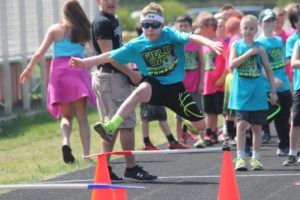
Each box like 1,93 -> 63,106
92,70 -> 136,128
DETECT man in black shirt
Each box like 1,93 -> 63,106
90,0 -> 157,182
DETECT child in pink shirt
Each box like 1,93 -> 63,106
175,14 -> 205,148
195,12 -> 226,145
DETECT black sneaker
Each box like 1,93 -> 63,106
108,166 -> 123,183
62,145 -> 75,164
124,165 -> 157,182
283,155 -> 298,166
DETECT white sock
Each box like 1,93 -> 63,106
237,151 -> 245,159
289,149 -> 298,156
252,151 -> 261,160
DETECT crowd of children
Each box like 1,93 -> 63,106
66,1 -> 300,173
27,0 -> 300,175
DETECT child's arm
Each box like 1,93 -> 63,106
198,47 -> 204,94
260,47 -> 278,104
69,52 -> 112,68
215,68 -> 228,87
229,44 -> 259,69
189,34 -> 223,55
20,25 -> 55,84
291,41 -> 300,69
69,53 -> 142,85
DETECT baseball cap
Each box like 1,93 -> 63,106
259,9 -> 276,22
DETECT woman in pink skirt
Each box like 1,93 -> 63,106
20,0 -> 96,164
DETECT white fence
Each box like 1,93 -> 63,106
0,0 -> 98,117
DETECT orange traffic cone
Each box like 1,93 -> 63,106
91,154 -> 114,200
217,151 -> 240,200
114,188 -> 127,200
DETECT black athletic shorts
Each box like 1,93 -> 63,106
203,91 -> 224,114
143,76 -> 204,121
236,110 -> 268,125
292,89 -> 300,126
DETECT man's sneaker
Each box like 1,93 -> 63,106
276,147 -> 289,156
262,132 -> 271,144
245,145 -> 252,157
93,122 -> 114,142
124,165 -> 157,182
249,158 -> 264,171
283,155 -> 298,166
142,143 -> 161,151
194,138 -> 206,148
168,141 -> 190,149
108,166 -> 123,183
234,158 -> 247,171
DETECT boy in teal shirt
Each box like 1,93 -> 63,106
228,15 -> 277,171
69,2 -> 222,143
257,9 -> 292,156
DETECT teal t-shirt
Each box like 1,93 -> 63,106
286,32 -> 300,59
294,40 -> 300,91
110,27 -> 190,85
228,39 -> 268,111
257,36 -> 290,92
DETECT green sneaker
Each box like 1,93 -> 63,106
194,138 -> 206,148
249,158 -> 264,171
234,158 -> 247,171
182,119 -> 200,135
93,121 -> 114,142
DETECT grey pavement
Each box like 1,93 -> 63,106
1,134 -> 300,200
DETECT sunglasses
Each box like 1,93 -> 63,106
141,21 -> 162,29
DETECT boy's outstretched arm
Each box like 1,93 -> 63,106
69,53 -> 142,85
260,47 -> 278,104
291,41 -> 300,69
69,52 -> 112,69
189,34 -> 223,55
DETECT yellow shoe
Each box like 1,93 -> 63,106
234,158 -> 247,171
194,138 -> 206,148
249,158 -> 264,171
182,119 -> 200,135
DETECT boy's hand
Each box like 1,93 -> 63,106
129,71 -> 143,86
210,41 -> 223,55
274,77 -> 283,88
249,47 -> 260,55
68,57 -> 85,68
270,90 -> 278,105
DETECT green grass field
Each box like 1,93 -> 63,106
0,106 -> 175,187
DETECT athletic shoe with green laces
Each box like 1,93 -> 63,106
234,158 -> 247,171
182,119 -> 201,135
249,158 -> 264,171
93,121 -> 114,142
194,138 -> 206,148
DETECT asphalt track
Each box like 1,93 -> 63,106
1,131 -> 300,200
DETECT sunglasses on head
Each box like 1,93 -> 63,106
141,21 -> 162,29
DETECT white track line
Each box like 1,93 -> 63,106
42,173 -> 300,184
159,173 -> 300,179
0,183 -> 145,190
